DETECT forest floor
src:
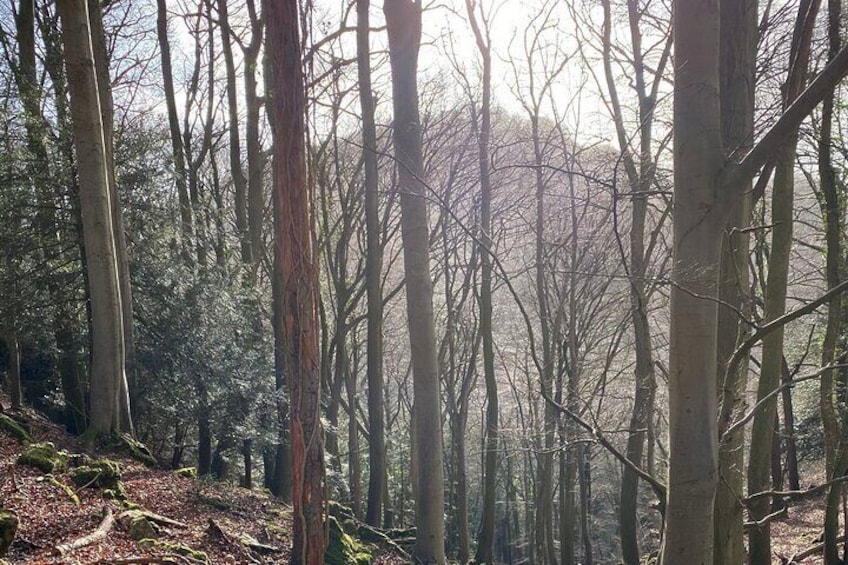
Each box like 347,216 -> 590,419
0,404 -> 406,565
0,399 -> 837,565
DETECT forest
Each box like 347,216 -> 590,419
2,0 -> 848,563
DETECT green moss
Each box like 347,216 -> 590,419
68,453 -> 94,468
0,509 -> 18,557
45,475 -> 80,505
174,466 -> 198,479
120,511 -> 158,540
122,500 -> 144,511
0,413 -> 30,443
110,433 -> 157,467
325,516 -> 373,565
102,482 -> 129,501
16,442 -> 67,473
138,538 -> 207,562
69,459 -> 122,489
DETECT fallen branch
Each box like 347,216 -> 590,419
788,534 -> 847,563
97,557 -> 180,564
54,506 -> 113,556
117,509 -> 188,530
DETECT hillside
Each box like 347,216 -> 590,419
0,405 -> 407,565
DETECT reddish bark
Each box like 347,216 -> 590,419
264,0 -> 324,563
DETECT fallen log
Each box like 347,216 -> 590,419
54,506 -> 113,556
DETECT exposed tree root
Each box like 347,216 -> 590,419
54,505 -> 113,556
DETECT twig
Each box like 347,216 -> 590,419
54,505 -> 114,555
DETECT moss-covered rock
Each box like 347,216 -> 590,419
118,510 -> 158,540
0,509 -> 18,557
102,482 -> 129,501
0,413 -> 30,443
67,453 -> 94,468
69,459 -> 122,489
16,442 -> 67,473
138,539 -> 207,562
174,466 -> 198,479
326,516 -> 373,565
110,433 -> 157,467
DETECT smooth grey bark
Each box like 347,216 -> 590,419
87,0 -> 134,435
661,1 -> 724,561
713,1 -> 756,563
384,1 -> 446,561
57,0 -> 128,437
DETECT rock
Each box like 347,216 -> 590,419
138,539 -> 207,562
70,459 -> 122,489
16,442 -> 67,473
118,511 -> 158,540
174,466 -> 198,479
110,433 -> 157,467
0,414 -> 30,443
0,509 -> 18,557
326,516 -> 373,565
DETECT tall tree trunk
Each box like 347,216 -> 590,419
748,6 -> 819,561
217,0 -> 251,264
530,111 -> 557,565
819,3 -> 844,562
58,0 -> 128,438
713,1 -> 756,562
384,1 -> 446,562
661,1 -> 724,561
155,0 -> 193,250
265,0 -> 324,562
87,0 -> 134,435
357,0 -> 387,530
245,0 -> 264,264
464,2 -> 498,562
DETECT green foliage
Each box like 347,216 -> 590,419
16,442 -> 67,473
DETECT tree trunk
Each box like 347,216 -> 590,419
748,8 -> 820,558
155,0 -> 193,249
357,0 -> 387,530
713,2 -> 755,562
384,1 -> 446,562
265,0 -> 324,562
58,0 -> 128,438
216,0 -> 251,264
464,3 -> 498,562
242,438 -> 253,489
245,0 -> 264,264
661,1 -> 724,561
818,3 -> 845,564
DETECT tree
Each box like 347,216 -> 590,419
384,0 -> 446,562
265,0 -> 324,562
663,0 -> 848,561
57,0 -> 132,438
356,0 -> 387,529
463,2 -> 499,562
